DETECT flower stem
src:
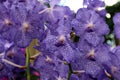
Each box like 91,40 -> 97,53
68,63 -> 73,80
26,47 -> 31,80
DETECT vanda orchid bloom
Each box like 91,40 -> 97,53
0,0 -> 120,80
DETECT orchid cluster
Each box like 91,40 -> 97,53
0,0 -> 120,80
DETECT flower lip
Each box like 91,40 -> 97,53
4,19 -> 12,26
58,35 -> 65,43
45,56 -> 52,62
87,22 -> 94,29
22,22 -> 30,32
87,49 -> 95,59
55,35 -> 66,47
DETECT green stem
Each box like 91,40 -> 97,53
67,64 -> 73,80
68,71 -> 72,80
26,47 -> 31,80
